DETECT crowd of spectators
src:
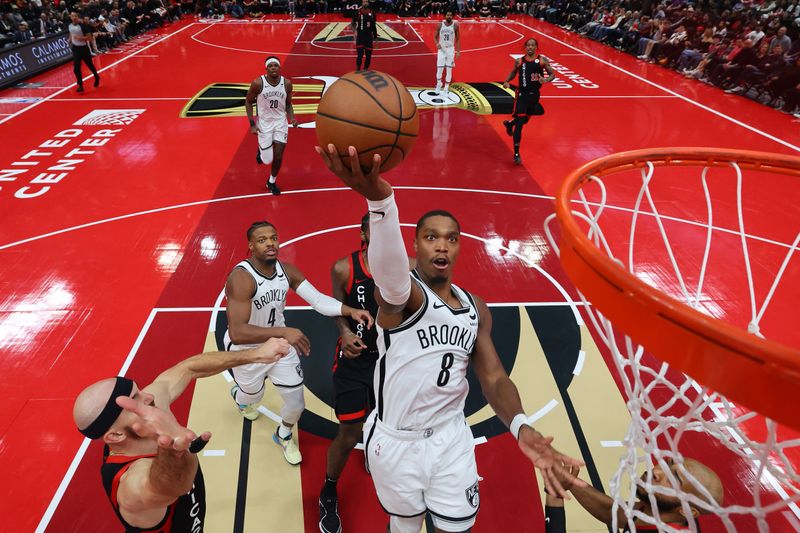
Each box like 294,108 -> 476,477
528,0 -> 800,114
194,0 -> 524,19
6,0 -> 794,114
1,0 -> 184,51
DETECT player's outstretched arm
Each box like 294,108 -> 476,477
558,473 -> 629,527
283,262 -> 374,326
315,145 -> 423,319
146,338 -> 291,404
470,295 -> 585,498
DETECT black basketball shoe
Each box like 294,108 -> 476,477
267,181 -> 281,195
319,496 -> 342,533
514,153 -> 521,165
503,120 -> 513,137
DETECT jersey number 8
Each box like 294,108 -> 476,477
437,352 -> 455,387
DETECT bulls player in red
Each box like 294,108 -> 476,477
503,38 -> 555,165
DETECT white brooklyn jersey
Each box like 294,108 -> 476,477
224,260 -> 289,350
257,75 -> 287,127
375,271 -> 479,430
439,21 -> 457,48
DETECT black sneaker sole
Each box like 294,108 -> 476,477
318,499 -> 342,533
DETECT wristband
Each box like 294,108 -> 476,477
510,413 -> 528,440
249,119 -> 255,126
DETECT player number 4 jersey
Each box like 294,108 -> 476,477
375,271 -> 479,431
223,259 -> 289,350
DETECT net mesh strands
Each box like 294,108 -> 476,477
544,148 -> 800,532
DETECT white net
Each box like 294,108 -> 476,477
544,154 -> 800,532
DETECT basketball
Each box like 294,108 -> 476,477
316,70 -> 419,173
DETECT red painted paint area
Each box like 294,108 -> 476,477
0,11 -> 798,533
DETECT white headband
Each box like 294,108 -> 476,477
265,57 -> 281,68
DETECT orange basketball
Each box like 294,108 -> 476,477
316,70 -> 419,173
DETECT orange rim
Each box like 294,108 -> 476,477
556,147 -> 800,430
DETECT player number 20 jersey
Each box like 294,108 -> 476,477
374,271 -> 479,430
439,21 -> 456,49
256,75 -> 287,127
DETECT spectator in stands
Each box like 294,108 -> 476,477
121,0 -> 143,35
33,12 -> 60,36
727,42 -> 786,93
769,25 -> 791,53
621,14 -> 650,51
108,9 -> 128,41
637,18 -> 667,60
676,28 -> 715,71
707,37 -> 758,86
746,24 -> 765,45
654,23 -> 687,66
14,21 -> 33,42
397,0 -> 413,15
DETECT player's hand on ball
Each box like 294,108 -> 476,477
315,144 -> 393,201
517,425 -> 586,498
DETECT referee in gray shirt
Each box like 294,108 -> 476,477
68,12 -> 100,93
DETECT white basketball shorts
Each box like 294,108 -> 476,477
364,412 -> 480,531
257,120 -> 288,150
437,47 -> 456,68
228,344 -> 304,390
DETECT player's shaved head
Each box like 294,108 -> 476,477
73,378 -> 120,432
683,458 -> 724,510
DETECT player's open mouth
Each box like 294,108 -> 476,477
433,258 -> 449,269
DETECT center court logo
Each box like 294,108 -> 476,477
73,109 -> 145,126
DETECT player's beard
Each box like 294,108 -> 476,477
264,258 -> 277,267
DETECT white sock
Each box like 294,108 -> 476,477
444,83 -> 450,92
269,175 -> 277,184
278,424 -> 292,439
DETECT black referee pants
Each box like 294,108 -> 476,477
72,45 -> 99,87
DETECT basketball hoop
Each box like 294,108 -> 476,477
544,148 -> 800,532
